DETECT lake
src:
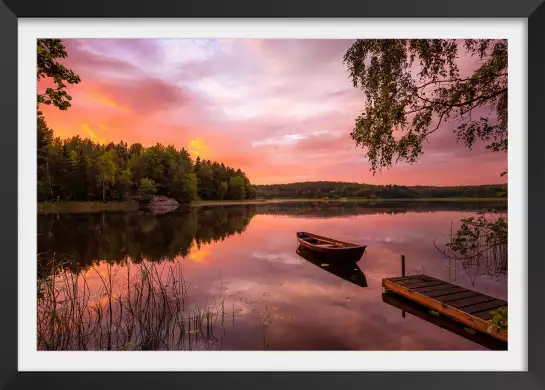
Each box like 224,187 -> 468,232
37,200 -> 507,351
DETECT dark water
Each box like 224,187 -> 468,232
37,201 -> 507,351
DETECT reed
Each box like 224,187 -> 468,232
435,211 -> 508,281
37,259 -> 227,351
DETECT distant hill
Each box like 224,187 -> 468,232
255,181 -> 507,200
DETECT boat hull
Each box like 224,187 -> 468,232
296,232 -> 366,263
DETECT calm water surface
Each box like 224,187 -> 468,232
37,201 -> 507,351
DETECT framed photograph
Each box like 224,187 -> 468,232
0,0 -> 541,388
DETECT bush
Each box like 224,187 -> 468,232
138,178 -> 157,200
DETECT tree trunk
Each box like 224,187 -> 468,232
102,180 -> 105,202
46,156 -> 53,201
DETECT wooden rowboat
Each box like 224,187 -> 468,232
296,232 -> 366,263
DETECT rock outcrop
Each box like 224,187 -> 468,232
146,196 -> 180,214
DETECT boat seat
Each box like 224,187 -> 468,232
316,243 -> 336,248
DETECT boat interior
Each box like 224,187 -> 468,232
298,232 -> 352,248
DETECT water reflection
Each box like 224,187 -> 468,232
37,201 -> 508,351
38,205 -> 257,277
257,200 -> 506,218
296,245 -> 368,288
38,261 -> 228,350
381,293 -> 507,350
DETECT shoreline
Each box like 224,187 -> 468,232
38,197 -> 507,214
191,197 -> 507,207
38,201 -> 139,214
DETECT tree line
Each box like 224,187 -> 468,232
37,39 -> 256,204
255,181 -> 506,200
38,119 -> 257,203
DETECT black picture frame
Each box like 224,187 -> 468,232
0,0 -> 540,389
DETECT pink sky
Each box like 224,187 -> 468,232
38,39 -> 507,186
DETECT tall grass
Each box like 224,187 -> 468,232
37,260 -> 227,351
435,212 -> 508,282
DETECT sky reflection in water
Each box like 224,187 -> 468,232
37,201 -> 507,351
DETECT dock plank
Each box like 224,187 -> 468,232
425,286 -> 469,298
472,310 -> 496,321
448,295 -> 497,308
462,301 -> 507,315
382,275 -> 507,343
435,291 -> 480,303
388,275 -> 425,283
393,276 -> 434,285
413,284 -> 463,294
399,280 -> 447,289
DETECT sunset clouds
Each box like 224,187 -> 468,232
39,39 -> 507,185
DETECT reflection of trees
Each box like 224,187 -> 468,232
38,202 -> 507,278
38,205 -> 257,276
256,201 -> 507,218
436,211 -> 508,286
193,205 -> 255,246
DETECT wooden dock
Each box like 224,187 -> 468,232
382,274 -> 508,342
382,293 -> 507,350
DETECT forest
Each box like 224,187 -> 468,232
38,118 -> 257,203
255,181 -> 507,200
38,118 -> 505,204
37,39 -> 506,206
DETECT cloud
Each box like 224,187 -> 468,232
81,122 -> 96,139
42,38 -> 507,186
88,92 -> 124,109
252,252 -> 304,265
252,134 -> 306,148
81,122 -> 105,144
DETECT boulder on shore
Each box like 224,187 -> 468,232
146,196 -> 180,214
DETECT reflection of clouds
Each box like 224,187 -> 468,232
233,277 -> 445,350
252,252 -> 304,265
356,231 -> 433,245
41,207 -> 506,350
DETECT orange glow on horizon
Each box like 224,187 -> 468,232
188,138 -> 209,158
81,122 -> 106,144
